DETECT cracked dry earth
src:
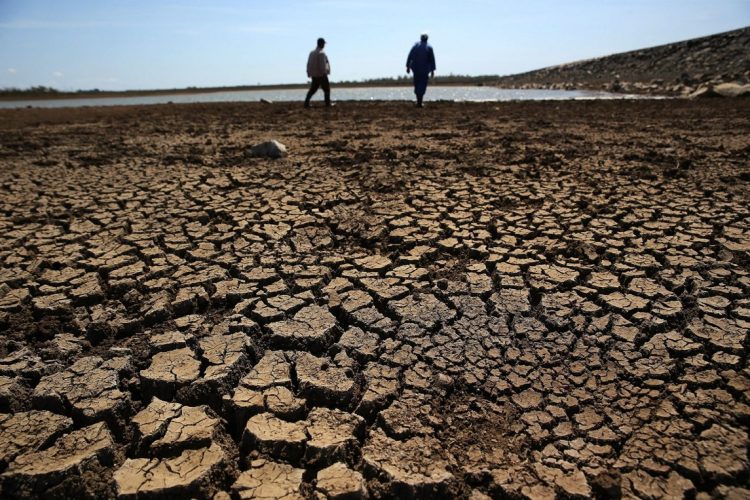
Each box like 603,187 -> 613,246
0,99 -> 748,499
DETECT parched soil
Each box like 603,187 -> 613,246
0,99 -> 749,499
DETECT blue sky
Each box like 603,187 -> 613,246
1,0 -> 748,91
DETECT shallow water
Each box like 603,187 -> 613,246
0,86 -> 647,109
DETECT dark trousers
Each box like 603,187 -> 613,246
413,72 -> 429,103
305,76 -> 331,105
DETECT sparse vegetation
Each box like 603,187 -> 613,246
336,74 -> 501,86
0,85 -> 60,96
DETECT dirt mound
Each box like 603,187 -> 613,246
495,26 -> 750,95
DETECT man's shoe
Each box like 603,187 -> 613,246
325,102 -> 336,107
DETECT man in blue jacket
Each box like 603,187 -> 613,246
406,33 -> 436,107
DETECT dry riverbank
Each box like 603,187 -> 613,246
0,100 -> 748,498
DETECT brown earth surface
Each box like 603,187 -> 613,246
0,99 -> 749,499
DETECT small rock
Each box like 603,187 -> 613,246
249,140 -> 288,159
714,82 -> 750,98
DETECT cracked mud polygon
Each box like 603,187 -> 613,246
0,100 -> 749,499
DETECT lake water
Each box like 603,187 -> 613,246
0,86 -> 644,109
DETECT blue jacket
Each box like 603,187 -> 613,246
406,41 -> 436,74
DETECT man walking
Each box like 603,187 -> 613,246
406,33 -> 436,107
305,37 -> 332,108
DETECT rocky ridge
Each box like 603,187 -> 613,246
495,26 -> 750,96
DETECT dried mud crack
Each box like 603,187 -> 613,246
0,100 -> 749,499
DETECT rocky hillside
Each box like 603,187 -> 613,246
496,26 -> 750,95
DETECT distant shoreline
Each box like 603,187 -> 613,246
0,80 -> 493,102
